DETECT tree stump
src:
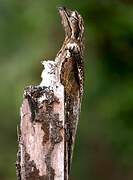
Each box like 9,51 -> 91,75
16,6 -> 84,180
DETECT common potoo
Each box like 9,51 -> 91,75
56,6 -> 84,100
55,6 -> 85,179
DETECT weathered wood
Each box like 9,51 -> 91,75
16,6 -> 84,180
16,61 -> 65,180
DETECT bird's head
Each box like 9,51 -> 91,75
58,6 -> 84,41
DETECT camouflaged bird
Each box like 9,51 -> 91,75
56,6 -> 84,100
55,6 -> 85,178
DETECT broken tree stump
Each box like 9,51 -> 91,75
16,6 -> 84,180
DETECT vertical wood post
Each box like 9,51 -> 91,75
16,61 -> 65,180
16,7 -> 84,180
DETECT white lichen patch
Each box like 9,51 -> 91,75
38,94 -> 46,105
40,61 -> 56,87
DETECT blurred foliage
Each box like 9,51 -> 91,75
0,0 -> 133,179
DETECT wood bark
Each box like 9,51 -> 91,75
16,7 -> 84,180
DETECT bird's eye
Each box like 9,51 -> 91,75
71,11 -> 78,20
73,16 -> 78,21
70,16 -> 78,24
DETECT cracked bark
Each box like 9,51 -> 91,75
16,7 -> 84,180
16,83 -> 64,180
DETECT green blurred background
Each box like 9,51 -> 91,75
0,0 -> 133,179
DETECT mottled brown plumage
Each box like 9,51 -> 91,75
56,6 -> 84,100
55,7 -> 85,178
